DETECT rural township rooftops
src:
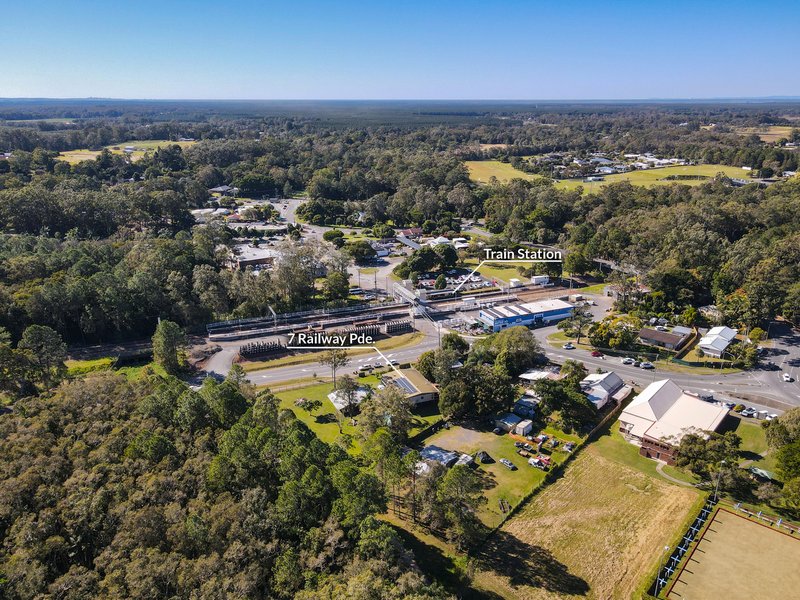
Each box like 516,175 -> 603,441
620,379 -> 728,443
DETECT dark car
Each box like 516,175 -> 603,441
492,427 -> 503,435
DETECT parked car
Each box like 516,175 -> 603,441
564,442 -> 576,453
655,325 -> 668,332
528,457 -> 548,470
514,441 -> 525,448
741,407 -> 757,418
550,438 -> 560,448
492,427 -> 503,435
632,360 -> 641,367
621,357 -> 635,365
499,458 -> 517,471
766,414 -> 778,421
591,350 -> 603,357
522,443 -> 534,452
389,359 -> 399,366
783,373 -> 794,382
640,362 -> 655,369
563,343 -> 575,350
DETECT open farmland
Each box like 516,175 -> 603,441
464,160 -> 541,183
667,508 -> 800,600
553,164 -> 750,192
736,125 -> 797,142
464,160 -> 750,191
59,139 -> 196,163
472,449 -> 700,600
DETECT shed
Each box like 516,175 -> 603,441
495,413 -> 522,432
515,419 -> 534,437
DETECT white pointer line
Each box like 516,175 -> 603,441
452,259 -> 563,294
285,345 -> 404,376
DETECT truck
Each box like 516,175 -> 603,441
531,275 -> 550,286
509,278 -> 522,288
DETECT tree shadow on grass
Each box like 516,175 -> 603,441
389,524 -> 483,596
314,412 -> 337,424
475,530 -> 590,597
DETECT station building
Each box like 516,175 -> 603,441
477,299 -> 574,332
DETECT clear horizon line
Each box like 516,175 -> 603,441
2,96 -> 800,103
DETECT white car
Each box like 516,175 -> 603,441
766,414 -> 778,421
563,343 -> 575,350
640,362 -> 655,369
621,357 -> 635,365
783,373 -> 794,382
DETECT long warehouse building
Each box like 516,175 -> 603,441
478,299 -> 574,332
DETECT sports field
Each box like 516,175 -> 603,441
553,164 -> 750,192
464,160 -> 541,183
59,139 -> 196,163
667,508 -> 800,600
472,450 -> 699,600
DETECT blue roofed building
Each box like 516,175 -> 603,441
478,299 -> 574,332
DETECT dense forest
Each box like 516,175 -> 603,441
0,370 -> 452,599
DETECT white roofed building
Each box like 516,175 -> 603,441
698,326 -> 737,358
619,379 -> 729,465
579,371 -> 629,410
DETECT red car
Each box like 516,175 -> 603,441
591,350 -> 603,357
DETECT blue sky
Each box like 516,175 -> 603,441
1,0 -> 798,99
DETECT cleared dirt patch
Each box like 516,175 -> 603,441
668,508 -> 800,600
472,451 -> 698,599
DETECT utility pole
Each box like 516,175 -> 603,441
714,460 -> 727,502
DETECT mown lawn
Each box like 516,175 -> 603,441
274,375 -> 441,452
462,258 -> 532,285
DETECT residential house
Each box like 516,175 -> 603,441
579,371 -> 629,410
638,327 -> 691,351
382,368 -> 438,405
513,395 -> 539,419
698,326 -> 738,358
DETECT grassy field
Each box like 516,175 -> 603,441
274,375 -> 440,451
737,125 -> 797,143
667,508 -> 800,600
59,139 -> 197,163
553,164 -> 751,193
239,332 -> 424,371
463,258 -> 533,285
464,160 -> 542,183
472,448 -> 700,599
423,425 -> 582,528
